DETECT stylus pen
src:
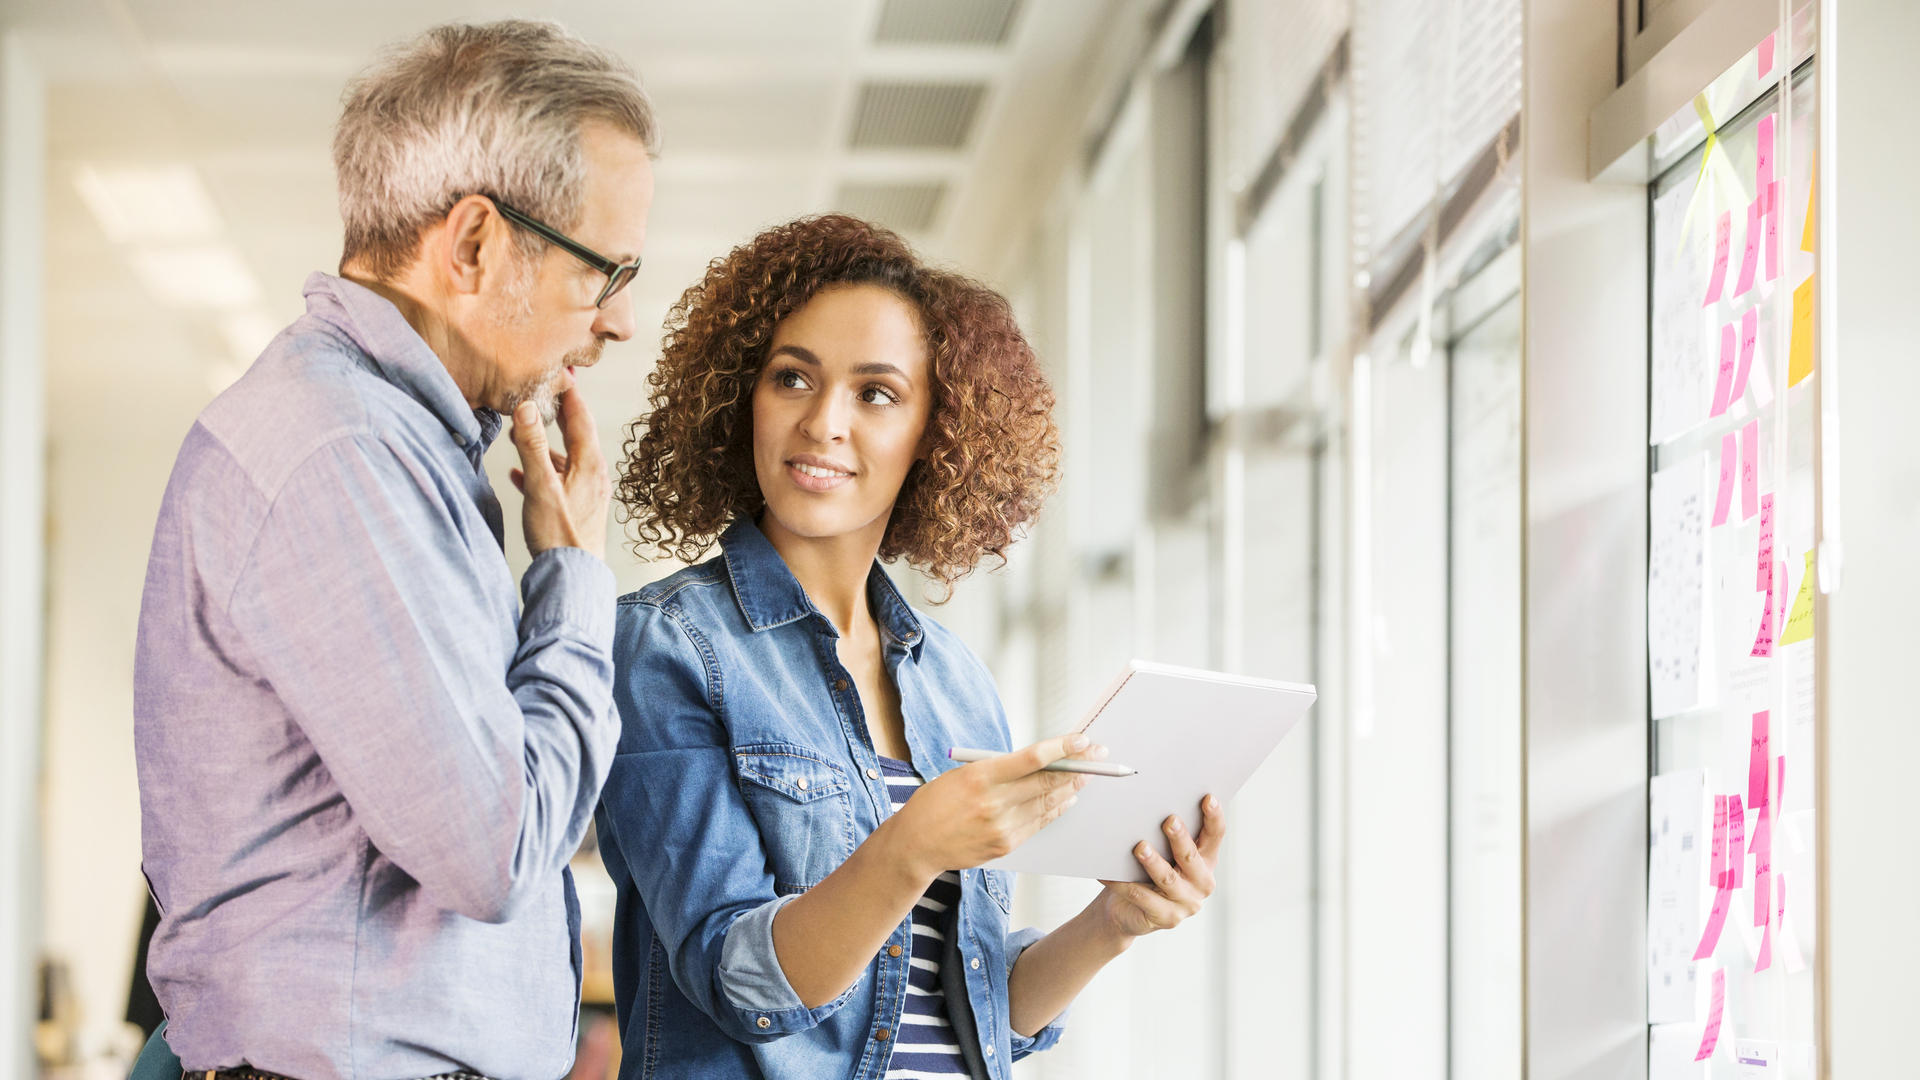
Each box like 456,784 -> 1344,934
947,747 -> 1138,777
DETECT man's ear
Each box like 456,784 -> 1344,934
440,195 -> 501,298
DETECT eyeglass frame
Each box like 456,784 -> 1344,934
468,194 -> 641,309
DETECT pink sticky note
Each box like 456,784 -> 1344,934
1710,794 -> 1729,886
1713,433 -> 1738,526
1757,494 -> 1775,590
1749,712 -> 1771,809
1751,591 -> 1774,657
1766,182 -> 1781,282
1776,753 -> 1787,811
1755,919 -> 1774,971
1709,323 -> 1738,417
1733,308 -> 1759,404
1757,115 -> 1776,189
1694,885 -> 1734,960
1694,968 -> 1727,1061
1759,32 -> 1776,78
1704,211 -> 1731,305
1727,794 -> 1745,887
1740,420 -> 1760,520
1733,198 -> 1761,299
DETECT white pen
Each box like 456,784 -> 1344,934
947,746 -> 1138,777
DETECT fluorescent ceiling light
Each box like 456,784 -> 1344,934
74,164 -> 223,243
125,245 -> 260,309
219,310 -> 280,362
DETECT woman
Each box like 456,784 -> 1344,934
596,214 -> 1225,1080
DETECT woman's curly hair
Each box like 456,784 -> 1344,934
616,214 -> 1060,595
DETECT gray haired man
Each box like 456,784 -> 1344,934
133,21 -> 654,1080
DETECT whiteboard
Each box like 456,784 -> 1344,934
987,660 -> 1316,882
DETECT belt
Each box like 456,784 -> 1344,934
197,1071 -> 491,1080
195,1060 -> 491,1068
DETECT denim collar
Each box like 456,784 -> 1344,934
719,517 -> 925,659
301,271 -> 501,451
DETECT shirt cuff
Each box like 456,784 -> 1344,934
718,894 -> 862,1038
520,545 -> 617,644
1006,926 -> 1068,1058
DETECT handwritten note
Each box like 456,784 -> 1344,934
1777,869 -> 1806,973
1731,308 -> 1758,404
1649,769 -> 1705,1022
1757,115 -> 1775,190
1749,711 -> 1770,811
1750,594 -> 1774,657
1766,182 -> 1780,282
1695,886 -> 1733,960
1789,276 -> 1815,385
1733,198 -> 1761,299
1709,323 -> 1737,417
1727,794 -> 1744,887
1651,454 -> 1712,717
1756,494 -> 1774,591
1713,435 -> 1736,526
1694,968 -> 1726,1061
1779,548 -> 1815,645
1739,421 -> 1760,520
1705,211 -> 1732,306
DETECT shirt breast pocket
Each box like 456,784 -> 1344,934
734,743 -> 856,895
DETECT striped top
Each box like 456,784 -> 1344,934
878,757 -> 972,1079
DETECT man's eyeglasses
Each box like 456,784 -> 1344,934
479,195 -> 641,309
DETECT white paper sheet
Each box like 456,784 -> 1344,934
1650,453 -> 1714,718
1652,182 -> 1714,445
1736,1039 -> 1778,1079
1649,769 -> 1706,1022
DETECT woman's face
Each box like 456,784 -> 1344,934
751,283 -> 932,547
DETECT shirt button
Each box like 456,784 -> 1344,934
452,432 -> 468,446
888,944 -> 903,958
970,958 -> 981,970
875,1028 -> 891,1041
796,777 -> 809,790
867,768 -> 881,780
986,1045 -> 995,1057
834,678 -> 849,691
756,1016 -> 770,1029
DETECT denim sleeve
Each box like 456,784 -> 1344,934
224,434 -> 618,924
1004,926 -> 1069,1059
595,602 -> 855,1044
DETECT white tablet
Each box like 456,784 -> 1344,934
985,660 -> 1317,882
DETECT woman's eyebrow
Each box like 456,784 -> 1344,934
771,344 -> 909,381
769,344 -> 820,365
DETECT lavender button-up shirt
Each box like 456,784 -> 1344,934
134,272 -> 619,1080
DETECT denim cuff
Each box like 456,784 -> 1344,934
520,546 -> 616,644
1006,926 -> 1069,1059
718,894 -> 862,1039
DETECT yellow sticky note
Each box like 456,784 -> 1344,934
1789,276 -> 1815,386
1779,549 -> 1815,645
1801,157 -> 1816,253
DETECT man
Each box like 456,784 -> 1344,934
132,20 -> 655,1080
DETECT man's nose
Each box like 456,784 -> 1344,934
591,286 -> 637,344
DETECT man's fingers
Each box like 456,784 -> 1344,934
556,387 -> 603,462
509,467 -> 526,494
511,401 -> 557,487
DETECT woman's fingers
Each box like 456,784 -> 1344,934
1134,841 -> 1206,910
1161,816 -> 1216,897
1192,794 -> 1227,863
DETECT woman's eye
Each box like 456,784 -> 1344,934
860,386 -> 899,406
777,369 -> 807,390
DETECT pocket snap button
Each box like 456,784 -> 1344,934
970,958 -> 981,970
888,944 -> 902,958
796,777 -> 809,790
875,1028 -> 891,1041
834,678 -> 849,691
756,1016 -> 770,1029
867,768 -> 880,780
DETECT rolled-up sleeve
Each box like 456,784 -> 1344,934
225,434 -> 618,924
1004,927 -> 1069,1058
595,602 -> 857,1044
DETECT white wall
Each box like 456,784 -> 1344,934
1825,1 -> 1920,1074
1520,1 -> 1652,1078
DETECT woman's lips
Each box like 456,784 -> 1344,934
787,459 -> 853,492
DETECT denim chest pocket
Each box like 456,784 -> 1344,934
735,743 -> 857,895
982,868 -> 1014,914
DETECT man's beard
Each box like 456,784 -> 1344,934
498,337 -> 605,425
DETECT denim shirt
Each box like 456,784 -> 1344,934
594,518 -> 1067,1080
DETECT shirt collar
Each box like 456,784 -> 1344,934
301,271 -> 498,450
719,517 -> 926,658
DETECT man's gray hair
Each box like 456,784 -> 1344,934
334,20 -> 657,279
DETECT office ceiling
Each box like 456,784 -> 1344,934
20,0 -> 1131,588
